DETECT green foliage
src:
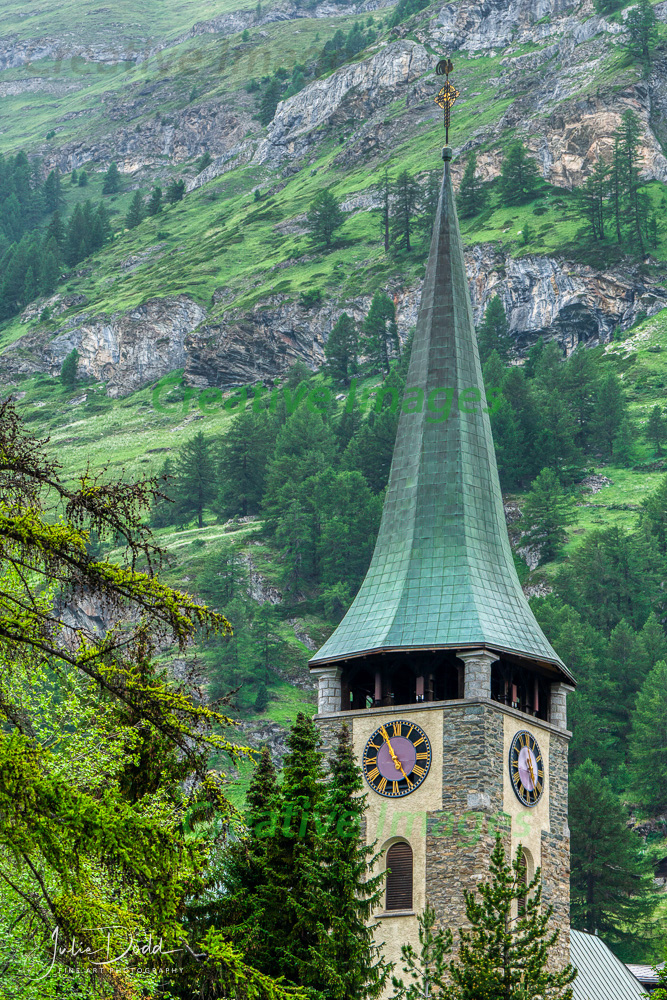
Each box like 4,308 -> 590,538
499,141 -> 540,205
166,178 -> 186,203
626,0 -> 658,64
391,169 -> 420,253
60,347 -> 79,388
102,160 -> 121,194
391,904 -> 452,1000
307,188 -> 344,249
147,185 -> 163,216
174,430 -> 218,528
457,151 -> 487,219
570,760 -> 658,945
520,467 -> 577,563
646,404 -> 667,454
299,287 -> 322,308
78,168 -> 88,187
196,150 -> 213,173
449,833 -> 577,999
361,291 -> 399,375
388,0 -> 430,27
477,295 -> 512,364
325,312 -> 359,386
125,188 -> 145,229
630,660 -> 667,813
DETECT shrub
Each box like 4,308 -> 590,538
299,288 -> 322,308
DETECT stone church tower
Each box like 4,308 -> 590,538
309,143 -> 575,978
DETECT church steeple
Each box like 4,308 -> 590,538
310,96 -> 573,701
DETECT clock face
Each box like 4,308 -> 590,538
509,730 -> 544,808
362,720 -> 432,797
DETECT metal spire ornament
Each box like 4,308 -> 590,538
434,58 -> 459,144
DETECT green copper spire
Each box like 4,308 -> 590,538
310,144 -> 572,681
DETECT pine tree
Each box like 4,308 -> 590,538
45,210 -> 66,251
640,473 -> 667,554
626,0 -> 658,64
391,169 -> 420,252
391,904 -> 452,1000
476,295 -> 512,364
40,243 -> 59,295
324,312 -> 358,386
60,348 -> 79,388
577,157 -> 609,241
646,404 -> 667,454
254,681 -> 269,713
521,467 -> 577,564
499,141 -> 540,205
361,291 -> 399,375
449,833 -> 577,1000
219,408 -> 275,517
43,169 -> 62,213
592,370 -> 627,459
102,161 -> 121,194
458,150 -> 486,218
570,759 -> 658,941
307,188 -> 344,249
147,185 -> 163,215
22,264 -> 36,305
613,417 -> 635,465
419,171 -> 440,238
174,431 -> 218,528
125,189 -> 145,229
165,178 -> 185,203
618,110 -> 646,253
71,169 -> 78,185
316,725 -> 388,1000
78,169 -> 88,187
629,660 -> 667,814
378,166 -> 391,253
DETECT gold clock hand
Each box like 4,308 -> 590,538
526,752 -> 537,791
380,726 -> 406,773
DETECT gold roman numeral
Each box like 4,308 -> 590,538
412,765 -> 426,778
392,781 -> 399,795
392,721 -> 402,737
413,737 -> 425,747
378,776 -> 388,793
406,726 -> 414,739
367,767 -> 379,781
416,752 -> 429,760
364,755 -> 377,766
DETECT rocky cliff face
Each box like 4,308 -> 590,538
4,244 -> 663,393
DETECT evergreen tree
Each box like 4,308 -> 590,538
361,291 -> 399,375
259,77 -> 283,125
570,759 -> 658,942
592,370 -> 627,459
391,904 -> 452,1000
43,169 -> 62,213
254,681 -> 269,712
102,161 -> 121,194
630,660 -> 667,814
613,416 -> 635,465
196,150 -> 212,173
499,141 -> 540,205
71,169 -> 78,185
317,725 -> 388,1000
46,209 -> 66,251
391,169 -> 420,252
307,188 -> 344,249
22,264 -> 36,305
378,166 -> 391,253
449,834 -> 577,1000
419,171 -> 440,238
325,312 -> 359,386
640,473 -> 667,554
618,109 -> 646,253
40,242 -> 60,295
219,408 -> 276,517
197,545 -> 246,608
576,157 -> 609,241
626,0 -> 658,64
125,189 -> 145,229
60,348 -> 79,388
147,185 -> 163,215
458,150 -> 486,218
166,178 -> 185,203
174,431 -> 218,528
645,404 -> 667,454
78,169 -> 88,187
520,467 -> 577,564
477,295 -> 512,364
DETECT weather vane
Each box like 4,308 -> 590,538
434,58 -> 459,144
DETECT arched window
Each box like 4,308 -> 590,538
386,841 -> 413,911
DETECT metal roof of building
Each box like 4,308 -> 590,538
626,964 -> 662,987
571,929 -> 648,999
310,146 -> 573,682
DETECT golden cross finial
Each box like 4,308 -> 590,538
434,58 -> 459,144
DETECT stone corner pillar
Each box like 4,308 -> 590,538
549,681 -> 575,731
459,648 -> 497,700
312,666 -> 342,715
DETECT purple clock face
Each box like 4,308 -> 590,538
518,747 -> 538,792
377,736 -> 417,780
